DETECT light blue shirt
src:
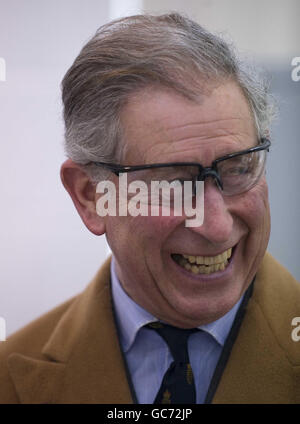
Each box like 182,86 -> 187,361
110,256 -> 243,404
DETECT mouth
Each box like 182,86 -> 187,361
171,247 -> 234,276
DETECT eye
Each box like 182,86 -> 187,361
225,166 -> 249,176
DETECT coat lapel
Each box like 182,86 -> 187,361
8,257 -> 133,404
213,253 -> 298,403
212,297 -> 293,403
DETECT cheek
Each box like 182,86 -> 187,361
105,214 -> 182,254
143,215 -> 184,239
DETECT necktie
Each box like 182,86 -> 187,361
146,322 -> 198,404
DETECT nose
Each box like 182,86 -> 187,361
189,178 -> 233,244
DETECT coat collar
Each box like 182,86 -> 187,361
7,253 -> 300,403
8,257 -> 133,404
212,253 -> 299,403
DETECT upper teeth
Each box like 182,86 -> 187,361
182,248 -> 232,265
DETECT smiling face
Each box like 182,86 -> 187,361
104,80 -> 271,328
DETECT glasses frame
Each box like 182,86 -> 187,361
91,138 -> 271,195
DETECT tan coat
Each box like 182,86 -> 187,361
0,252 -> 299,404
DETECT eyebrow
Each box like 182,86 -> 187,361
90,139 -> 270,172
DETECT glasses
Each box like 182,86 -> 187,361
91,138 -> 271,197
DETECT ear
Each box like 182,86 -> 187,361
60,159 -> 105,235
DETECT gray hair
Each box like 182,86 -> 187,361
61,12 -> 276,183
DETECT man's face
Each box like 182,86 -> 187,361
104,81 -> 271,328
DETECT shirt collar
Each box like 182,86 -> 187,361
110,256 -> 244,352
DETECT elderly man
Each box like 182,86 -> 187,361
0,13 -> 299,404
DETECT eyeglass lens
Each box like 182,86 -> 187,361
123,149 -> 267,198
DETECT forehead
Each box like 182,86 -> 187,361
120,81 -> 257,165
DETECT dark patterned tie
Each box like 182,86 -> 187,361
146,322 -> 198,404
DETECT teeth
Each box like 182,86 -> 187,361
184,248 -> 232,265
191,265 -> 199,274
173,247 -> 233,275
184,263 -> 192,271
199,265 -> 206,273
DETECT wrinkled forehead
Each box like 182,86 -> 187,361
118,81 -> 257,165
